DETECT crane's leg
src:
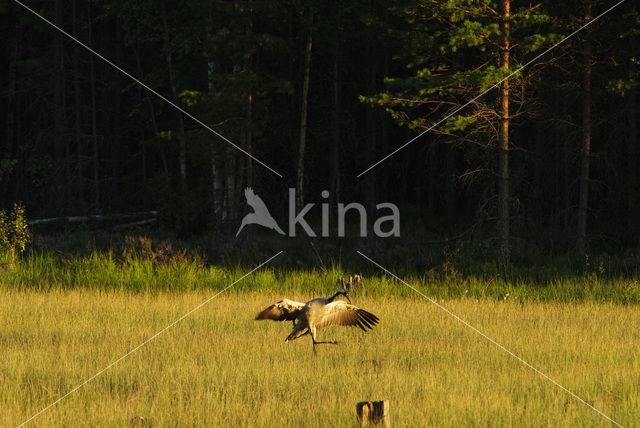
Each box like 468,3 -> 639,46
313,339 -> 339,345
310,330 -> 338,354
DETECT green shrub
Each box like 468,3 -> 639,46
0,202 -> 31,262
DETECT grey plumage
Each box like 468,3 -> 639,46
255,298 -> 305,328
255,282 -> 379,352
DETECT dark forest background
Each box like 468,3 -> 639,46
0,0 -> 639,265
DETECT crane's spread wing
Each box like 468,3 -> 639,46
315,301 -> 379,331
255,299 -> 305,321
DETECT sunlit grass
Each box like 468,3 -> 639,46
1,288 -> 638,427
2,251 -> 640,302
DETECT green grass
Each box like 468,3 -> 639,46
2,250 -> 640,303
2,289 -> 638,427
1,250 -> 639,425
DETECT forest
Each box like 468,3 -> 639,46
1,0 -> 639,263
3,2 -> 640,426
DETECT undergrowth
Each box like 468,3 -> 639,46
1,233 -> 639,303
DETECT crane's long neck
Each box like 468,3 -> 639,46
327,292 -> 341,303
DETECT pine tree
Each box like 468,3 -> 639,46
366,0 -> 561,258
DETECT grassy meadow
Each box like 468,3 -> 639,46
1,247 -> 640,426
2,289 -> 639,427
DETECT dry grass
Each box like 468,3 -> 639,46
1,288 -> 639,427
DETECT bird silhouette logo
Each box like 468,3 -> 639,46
236,187 -> 285,236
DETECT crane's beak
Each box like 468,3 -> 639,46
344,293 -> 351,304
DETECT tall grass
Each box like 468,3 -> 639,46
2,290 -> 638,426
2,239 -> 639,425
2,249 -> 640,303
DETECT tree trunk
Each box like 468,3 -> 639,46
296,8 -> 313,210
5,25 -> 18,202
134,45 -> 169,186
329,5 -> 342,212
72,0 -> 84,208
562,99 -> 570,231
364,102 -> 377,211
54,0 -> 67,213
88,1 -> 99,213
90,60 -> 99,213
533,124 -> 544,208
246,94 -> 253,187
445,144 -> 457,218
364,0 -> 377,212
380,58 -> 390,208
576,2 -> 592,259
225,150 -> 237,224
111,17 -> 124,207
212,147 -> 224,222
399,130 -> 411,205
427,145 -> 437,210
246,0 -> 254,188
207,59 -> 224,222
160,0 -> 187,195
628,33 -> 638,240
330,56 -> 341,210
497,0 -> 511,260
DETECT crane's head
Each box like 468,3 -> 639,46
336,278 -> 352,303
337,288 -> 351,303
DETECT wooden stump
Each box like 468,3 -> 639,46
129,416 -> 147,426
356,400 -> 389,427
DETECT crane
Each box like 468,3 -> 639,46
255,278 -> 379,352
